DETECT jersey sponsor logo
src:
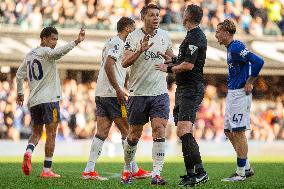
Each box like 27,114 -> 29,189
144,51 -> 162,61
188,45 -> 198,55
240,48 -> 249,58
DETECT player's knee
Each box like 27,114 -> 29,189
177,128 -> 190,138
152,125 -> 165,139
127,131 -> 141,143
96,129 -> 109,140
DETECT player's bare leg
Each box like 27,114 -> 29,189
150,118 -> 167,185
122,125 -> 143,184
114,117 -> 151,179
22,125 -> 43,176
39,122 -> 60,178
222,131 -> 250,181
82,116 -> 111,180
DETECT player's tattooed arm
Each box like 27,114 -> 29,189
105,56 -> 128,104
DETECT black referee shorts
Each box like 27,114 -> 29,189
173,83 -> 204,125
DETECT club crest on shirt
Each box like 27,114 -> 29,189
125,41 -> 130,49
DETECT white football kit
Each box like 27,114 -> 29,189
16,41 -> 76,108
125,28 -> 172,96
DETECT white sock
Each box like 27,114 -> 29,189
123,139 -> 137,172
236,166 -> 245,177
122,139 -> 139,173
245,159 -> 250,170
131,161 -> 139,173
84,136 -> 104,172
152,139 -> 165,177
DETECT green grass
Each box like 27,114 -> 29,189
0,156 -> 283,189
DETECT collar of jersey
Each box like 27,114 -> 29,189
141,28 -> 158,38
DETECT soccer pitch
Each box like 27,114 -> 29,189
0,156 -> 283,189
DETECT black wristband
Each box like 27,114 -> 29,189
167,65 -> 173,73
171,57 -> 177,64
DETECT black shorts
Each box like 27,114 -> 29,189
95,96 -> 124,120
30,101 -> 60,125
173,83 -> 204,125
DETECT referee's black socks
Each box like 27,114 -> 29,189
180,133 -> 205,175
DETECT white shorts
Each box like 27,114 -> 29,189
224,88 -> 252,132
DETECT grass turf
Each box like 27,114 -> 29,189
0,156 -> 283,189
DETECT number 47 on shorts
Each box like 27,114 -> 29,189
232,114 -> 243,123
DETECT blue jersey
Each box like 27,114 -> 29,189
226,40 -> 264,90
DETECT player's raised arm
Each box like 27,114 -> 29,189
45,28 -> 85,60
16,59 -> 27,106
122,34 -> 153,68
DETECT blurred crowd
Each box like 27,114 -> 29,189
0,0 -> 284,36
0,77 -> 283,142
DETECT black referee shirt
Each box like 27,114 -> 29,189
175,27 -> 207,86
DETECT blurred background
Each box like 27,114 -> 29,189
0,0 -> 283,157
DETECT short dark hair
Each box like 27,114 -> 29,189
185,4 -> 203,24
140,4 -> 160,18
40,26 -> 58,39
217,19 -> 236,34
117,17 -> 135,32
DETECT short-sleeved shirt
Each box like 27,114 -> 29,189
124,28 -> 172,96
16,42 -> 76,108
175,27 -> 207,86
95,36 -> 126,97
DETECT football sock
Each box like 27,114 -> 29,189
122,138 -> 139,173
236,157 -> 246,176
26,143 -> 35,155
43,157 -> 52,172
84,135 -> 104,172
180,133 -> 204,175
152,138 -> 165,177
124,139 -> 138,172
245,158 -> 250,170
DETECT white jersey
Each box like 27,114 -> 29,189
95,36 -> 126,97
125,28 -> 172,96
16,41 -> 76,108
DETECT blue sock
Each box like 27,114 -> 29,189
237,158 -> 246,167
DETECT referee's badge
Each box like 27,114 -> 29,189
188,45 -> 198,55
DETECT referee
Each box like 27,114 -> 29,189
155,4 -> 208,187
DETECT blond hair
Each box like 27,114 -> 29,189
217,19 -> 236,34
